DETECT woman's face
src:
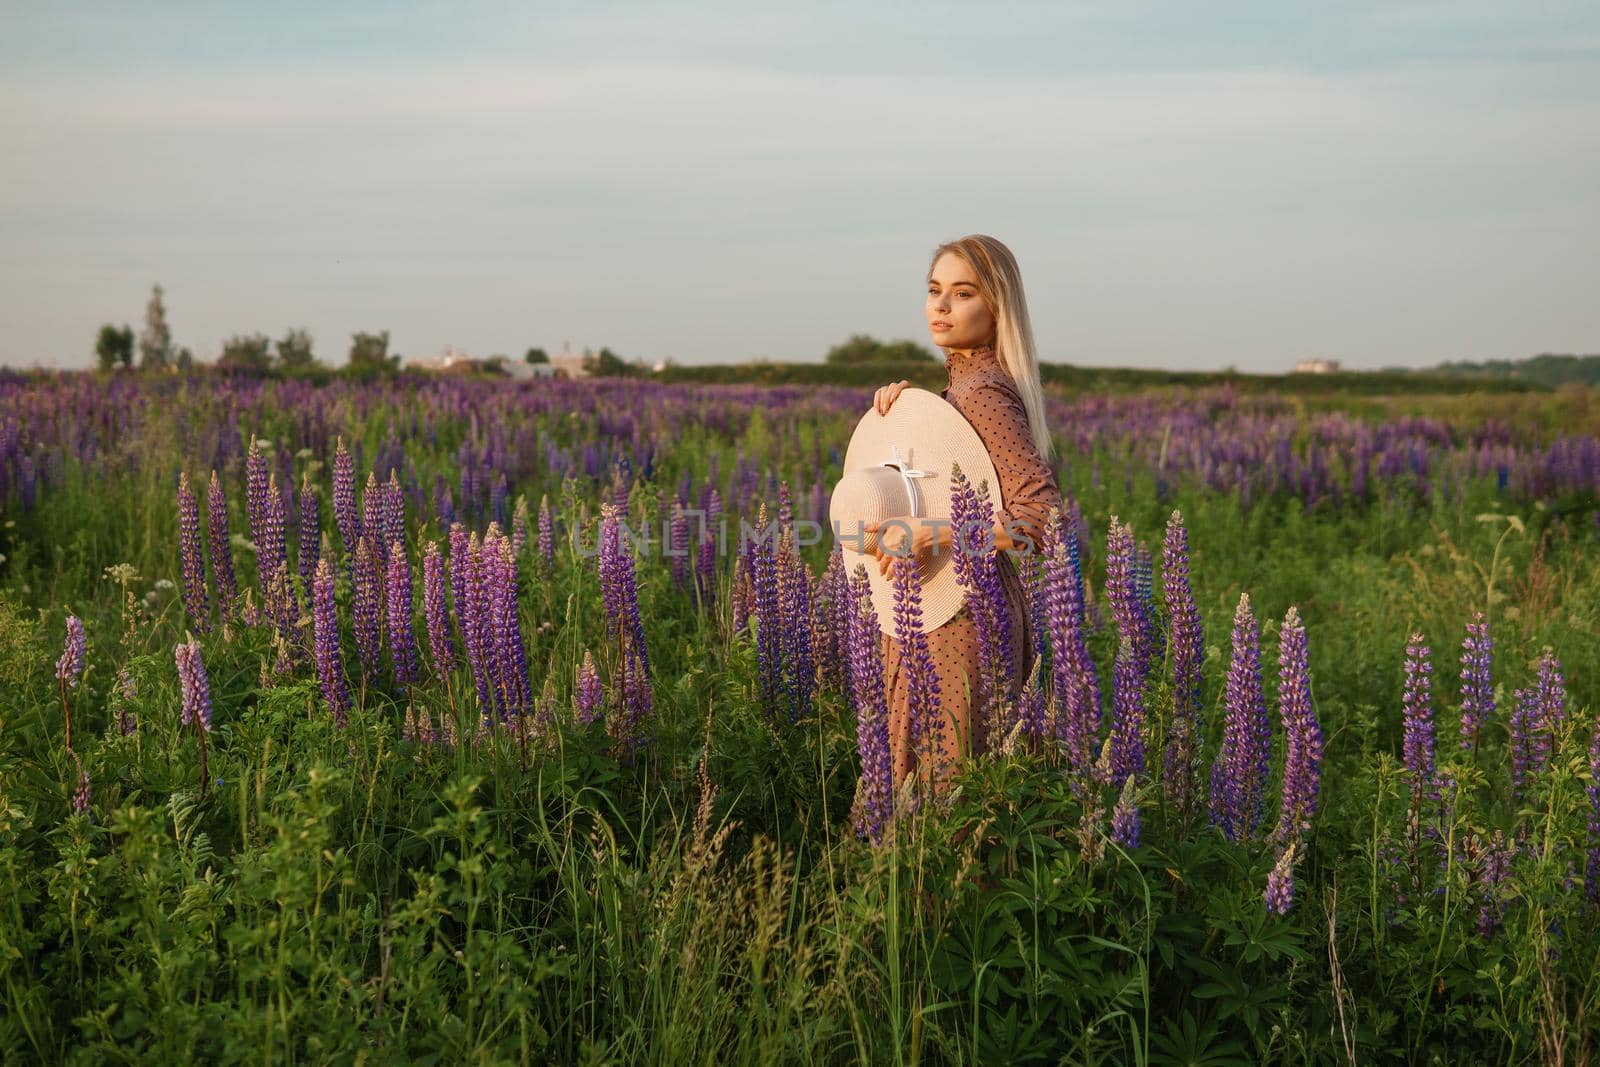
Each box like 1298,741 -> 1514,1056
926,252 -> 995,351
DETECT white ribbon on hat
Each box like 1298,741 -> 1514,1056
879,443 -> 930,517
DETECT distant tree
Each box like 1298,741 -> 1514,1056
95,323 -> 134,371
138,283 -> 174,371
583,345 -> 643,378
824,333 -> 936,364
276,327 -> 317,368
525,346 -> 549,364
485,354 -> 511,374
175,346 -> 196,372
218,332 -> 275,373
349,330 -> 399,372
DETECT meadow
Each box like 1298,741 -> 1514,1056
0,368 -> 1597,1065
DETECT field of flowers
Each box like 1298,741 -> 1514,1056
0,369 -> 1597,1064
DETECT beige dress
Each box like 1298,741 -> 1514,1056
879,344 -> 1062,791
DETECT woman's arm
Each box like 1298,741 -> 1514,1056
963,379 -> 1061,557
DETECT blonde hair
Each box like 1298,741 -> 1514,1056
928,235 -> 1056,463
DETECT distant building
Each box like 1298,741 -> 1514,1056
1293,358 -> 1342,374
411,345 -> 555,379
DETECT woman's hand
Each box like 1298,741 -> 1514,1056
864,516 -> 949,577
873,379 -> 912,416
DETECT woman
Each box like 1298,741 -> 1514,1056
865,235 -> 1062,795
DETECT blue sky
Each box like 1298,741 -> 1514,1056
4,1 -> 1597,371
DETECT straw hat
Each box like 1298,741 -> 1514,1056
829,387 -> 1003,636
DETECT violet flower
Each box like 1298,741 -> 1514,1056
312,556 -> 350,726
1162,510 -> 1204,818
386,540 -> 419,687
351,535 -> 384,679
1264,840 -> 1298,915
1273,606 -> 1322,843
1208,593 -> 1270,843
1401,632 -> 1439,807
1044,507 -> 1101,776
177,471 -> 210,631
847,565 -> 893,844
1110,776 -> 1141,849
207,470 -> 238,611
891,554 -> 943,780
332,436 -> 360,554
576,648 -> 603,724
174,636 -> 214,731
422,540 -> 454,676
1458,611 -> 1492,752
1109,636 -> 1146,787
56,614 -> 85,689
298,471 -> 321,591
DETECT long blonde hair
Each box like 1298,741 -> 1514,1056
928,235 -> 1056,463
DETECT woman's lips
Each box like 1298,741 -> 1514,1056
931,323 -> 952,331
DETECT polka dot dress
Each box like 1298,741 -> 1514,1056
879,343 -> 1062,790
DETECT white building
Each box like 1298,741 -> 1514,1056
1292,358 -> 1342,374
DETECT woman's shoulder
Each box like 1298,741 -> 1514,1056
947,365 -> 1026,412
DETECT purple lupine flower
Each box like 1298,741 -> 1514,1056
1110,776 -> 1141,849
298,471 -> 321,591
595,505 -> 651,747
1401,632 -> 1439,807
776,528 -> 815,722
56,614 -> 86,688
312,556 -> 350,726
447,520 -> 469,630
1043,508 -> 1100,775
668,500 -> 690,588
1209,593 -> 1270,843
948,464 -> 1014,735
71,753 -> 91,817
1532,649 -> 1566,775
206,471 -> 238,611
1109,636 -> 1146,787
174,636 -> 214,732
1509,683 -> 1539,804
485,524 -> 531,722
422,540 -> 454,675
891,554 -> 944,780
537,494 -> 554,568
460,530 -> 495,717
386,541 -> 419,687
260,471 -> 293,638
597,503 -> 650,673
1264,840 -> 1298,915
1476,830 -> 1516,937
1105,517 -> 1154,676
576,648 -> 603,724
1273,606 -> 1322,843
383,471 -> 405,559
361,471 -> 386,565
1584,715 -> 1600,904
177,471 -> 210,631
847,565 -> 893,844
1162,510 -> 1204,818
697,486 -> 721,599
333,437 -> 359,554
245,439 -> 270,553
815,543 -> 850,696
350,536 -> 383,678
746,502 -> 784,715
1458,611 -> 1492,752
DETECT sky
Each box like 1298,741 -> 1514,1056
3,0 -> 1598,372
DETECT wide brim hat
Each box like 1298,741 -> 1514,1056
829,387 -> 1003,636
